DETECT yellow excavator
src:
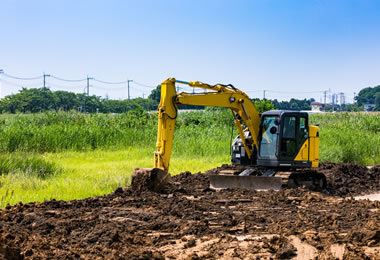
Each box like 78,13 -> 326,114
134,78 -> 326,191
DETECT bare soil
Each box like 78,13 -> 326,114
1,162 -> 379,259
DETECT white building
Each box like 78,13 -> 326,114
311,102 -> 324,112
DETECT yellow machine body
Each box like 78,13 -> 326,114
154,78 -> 320,172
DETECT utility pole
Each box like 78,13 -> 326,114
142,93 -> 145,99
43,73 -> 50,88
83,88 -> 86,113
41,73 -> 51,111
323,91 -> 327,105
263,90 -> 266,100
83,76 -> 93,113
127,80 -> 133,101
86,76 -> 93,96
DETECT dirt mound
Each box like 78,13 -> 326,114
0,162 -> 379,259
320,162 -> 380,196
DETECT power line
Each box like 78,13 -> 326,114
129,85 -> 145,91
0,78 -> 42,87
93,78 -> 129,85
91,85 -> 126,91
48,82 -> 85,90
50,75 -> 87,82
132,81 -> 156,89
245,90 -> 265,93
0,78 -> 27,88
3,73 -> 43,80
2,71 -> 156,89
266,90 -> 325,94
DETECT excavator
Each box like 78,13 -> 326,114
133,78 -> 326,192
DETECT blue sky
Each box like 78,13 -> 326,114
1,0 -> 379,102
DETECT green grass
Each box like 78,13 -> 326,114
0,110 -> 232,155
0,153 -> 62,178
0,110 -> 379,208
310,113 -> 380,165
0,147 -> 229,207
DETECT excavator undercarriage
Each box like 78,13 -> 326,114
208,165 -> 326,191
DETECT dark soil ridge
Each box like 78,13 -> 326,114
0,162 -> 379,259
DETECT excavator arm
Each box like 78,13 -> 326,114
154,78 -> 261,172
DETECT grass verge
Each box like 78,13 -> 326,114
0,147 -> 229,207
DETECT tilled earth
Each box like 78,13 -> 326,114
1,163 -> 379,259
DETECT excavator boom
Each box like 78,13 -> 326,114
155,78 -> 261,172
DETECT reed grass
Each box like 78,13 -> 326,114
0,110 -> 378,164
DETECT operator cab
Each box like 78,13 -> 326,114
231,110 -> 316,168
257,110 -> 311,168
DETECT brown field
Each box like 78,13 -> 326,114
1,163 -> 379,259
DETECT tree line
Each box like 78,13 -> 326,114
355,85 -> 380,111
0,84 -> 378,113
0,87 -> 158,113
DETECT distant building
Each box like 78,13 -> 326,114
363,104 -> 375,111
311,102 -> 324,112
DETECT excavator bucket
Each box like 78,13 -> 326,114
132,168 -> 171,193
208,175 -> 283,191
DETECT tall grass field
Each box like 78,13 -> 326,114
0,110 -> 379,207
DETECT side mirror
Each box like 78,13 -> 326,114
270,126 -> 277,134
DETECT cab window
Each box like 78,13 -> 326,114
282,116 -> 296,138
259,116 -> 278,158
280,116 -> 297,158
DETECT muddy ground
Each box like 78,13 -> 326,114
0,163 -> 379,259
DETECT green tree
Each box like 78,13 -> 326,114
54,91 -> 80,111
0,94 -> 24,113
148,85 -> 161,103
0,87 -> 58,113
271,98 -> 313,111
342,104 -> 362,112
254,99 -> 275,113
82,95 -> 103,113
374,92 -> 380,111
355,85 -> 380,106
102,99 -> 126,113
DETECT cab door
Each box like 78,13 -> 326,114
279,115 -> 297,160
279,114 -> 309,162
